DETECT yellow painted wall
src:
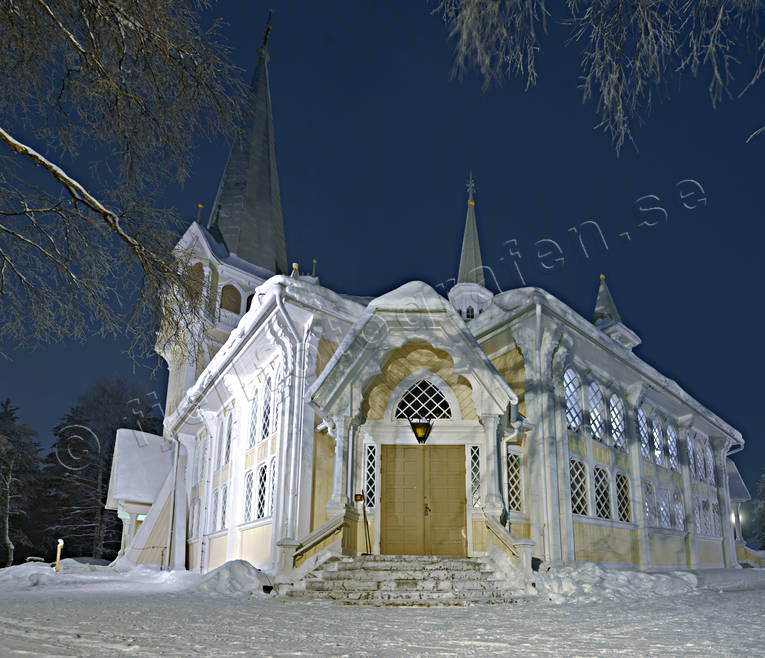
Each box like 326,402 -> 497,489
488,347 -> 526,418
311,419 -> 334,532
698,538 -> 724,566
737,545 -> 765,567
361,341 -> 477,421
510,522 -> 530,540
136,496 -> 171,565
245,448 -> 255,470
240,524 -> 273,567
569,435 -> 588,459
658,470 -> 671,485
615,453 -> 630,471
642,462 -> 654,478
472,520 -> 487,553
573,522 -> 639,564
592,443 -> 609,465
356,518 -> 375,553
649,533 -> 686,566
207,534 -> 228,570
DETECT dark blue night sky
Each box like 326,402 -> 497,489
2,1 -> 763,497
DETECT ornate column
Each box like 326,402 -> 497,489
625,384 -> 651,569
712,436 -> 737,567
677,416 -> 699,568
326,415 -> 351,517
481,413 -> 504,516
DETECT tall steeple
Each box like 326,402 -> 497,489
207,15 -> 288,275
457,172 -> 485,287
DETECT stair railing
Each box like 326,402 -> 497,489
483,512 -> 534,577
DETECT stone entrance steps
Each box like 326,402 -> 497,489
283,554 -> 533,606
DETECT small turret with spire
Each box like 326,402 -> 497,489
592,274 -> 641,349
449,172 -> 493,321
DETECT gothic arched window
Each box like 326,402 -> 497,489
394,380 -> 451,419
563,368 -> 583,431
609,394 -> 626,449
260,375 -> 272,442
637,407 -> 651,460
465,306 -> 475,320
588,383 -> 605,441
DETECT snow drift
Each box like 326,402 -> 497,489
190,559 -> 273,595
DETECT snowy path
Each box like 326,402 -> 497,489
1,586 -> 764,656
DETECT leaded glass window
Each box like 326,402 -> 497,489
695,440 -> 706,481
243,470 -> 254,522
666,425 -> 678,471
248,392 -> 259,448
594,466 -> 611,519
470,446 -> 481,508
644,481 -> 656,526
702,500 -> 713,535
364,444 -> 377,508
652,417 -> 665,467
269,457 -> 277,516
395,380 -> 451,419
616,473 -> 631,522
694,499 -> 702,533
637,407 -> 651,460
256,463 -> 267,519
711,502 -> 721,536
220,484 -> 228,529
260,376 -> 272,442
222,416 -> 233,466
704,443 -> 715,485
658,491 -> 671,528
563,369 -> 583,431
588,383 -> 606,442
210,490 -> 219,532
506,451 -> 522,512
610,394 -> 626,449
686,432 -> 696,479
570,459 -> 588,515
672,490 -> 685,530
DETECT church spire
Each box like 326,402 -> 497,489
592,274 -> 642,350
592,274 -> 622,325
457,171 -> 485,287
207,13 -> 288,275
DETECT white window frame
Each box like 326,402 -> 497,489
505,446 -> 523,513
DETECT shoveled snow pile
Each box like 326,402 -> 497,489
0,559 -> 194,593
537,563 -> 697,604
190,559 -> 273,595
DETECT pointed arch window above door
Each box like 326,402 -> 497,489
394,379 -> 452,420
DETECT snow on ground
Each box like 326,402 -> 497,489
0,561 -> 764,656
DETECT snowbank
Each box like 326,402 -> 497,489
537,563 -> 698,604
0,559 -> 193,593
190,559 -> 273,596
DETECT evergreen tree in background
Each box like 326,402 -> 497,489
39,379 -> 162,561
0,399 -> 40,566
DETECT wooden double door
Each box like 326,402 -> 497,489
380,445 -> 467,557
